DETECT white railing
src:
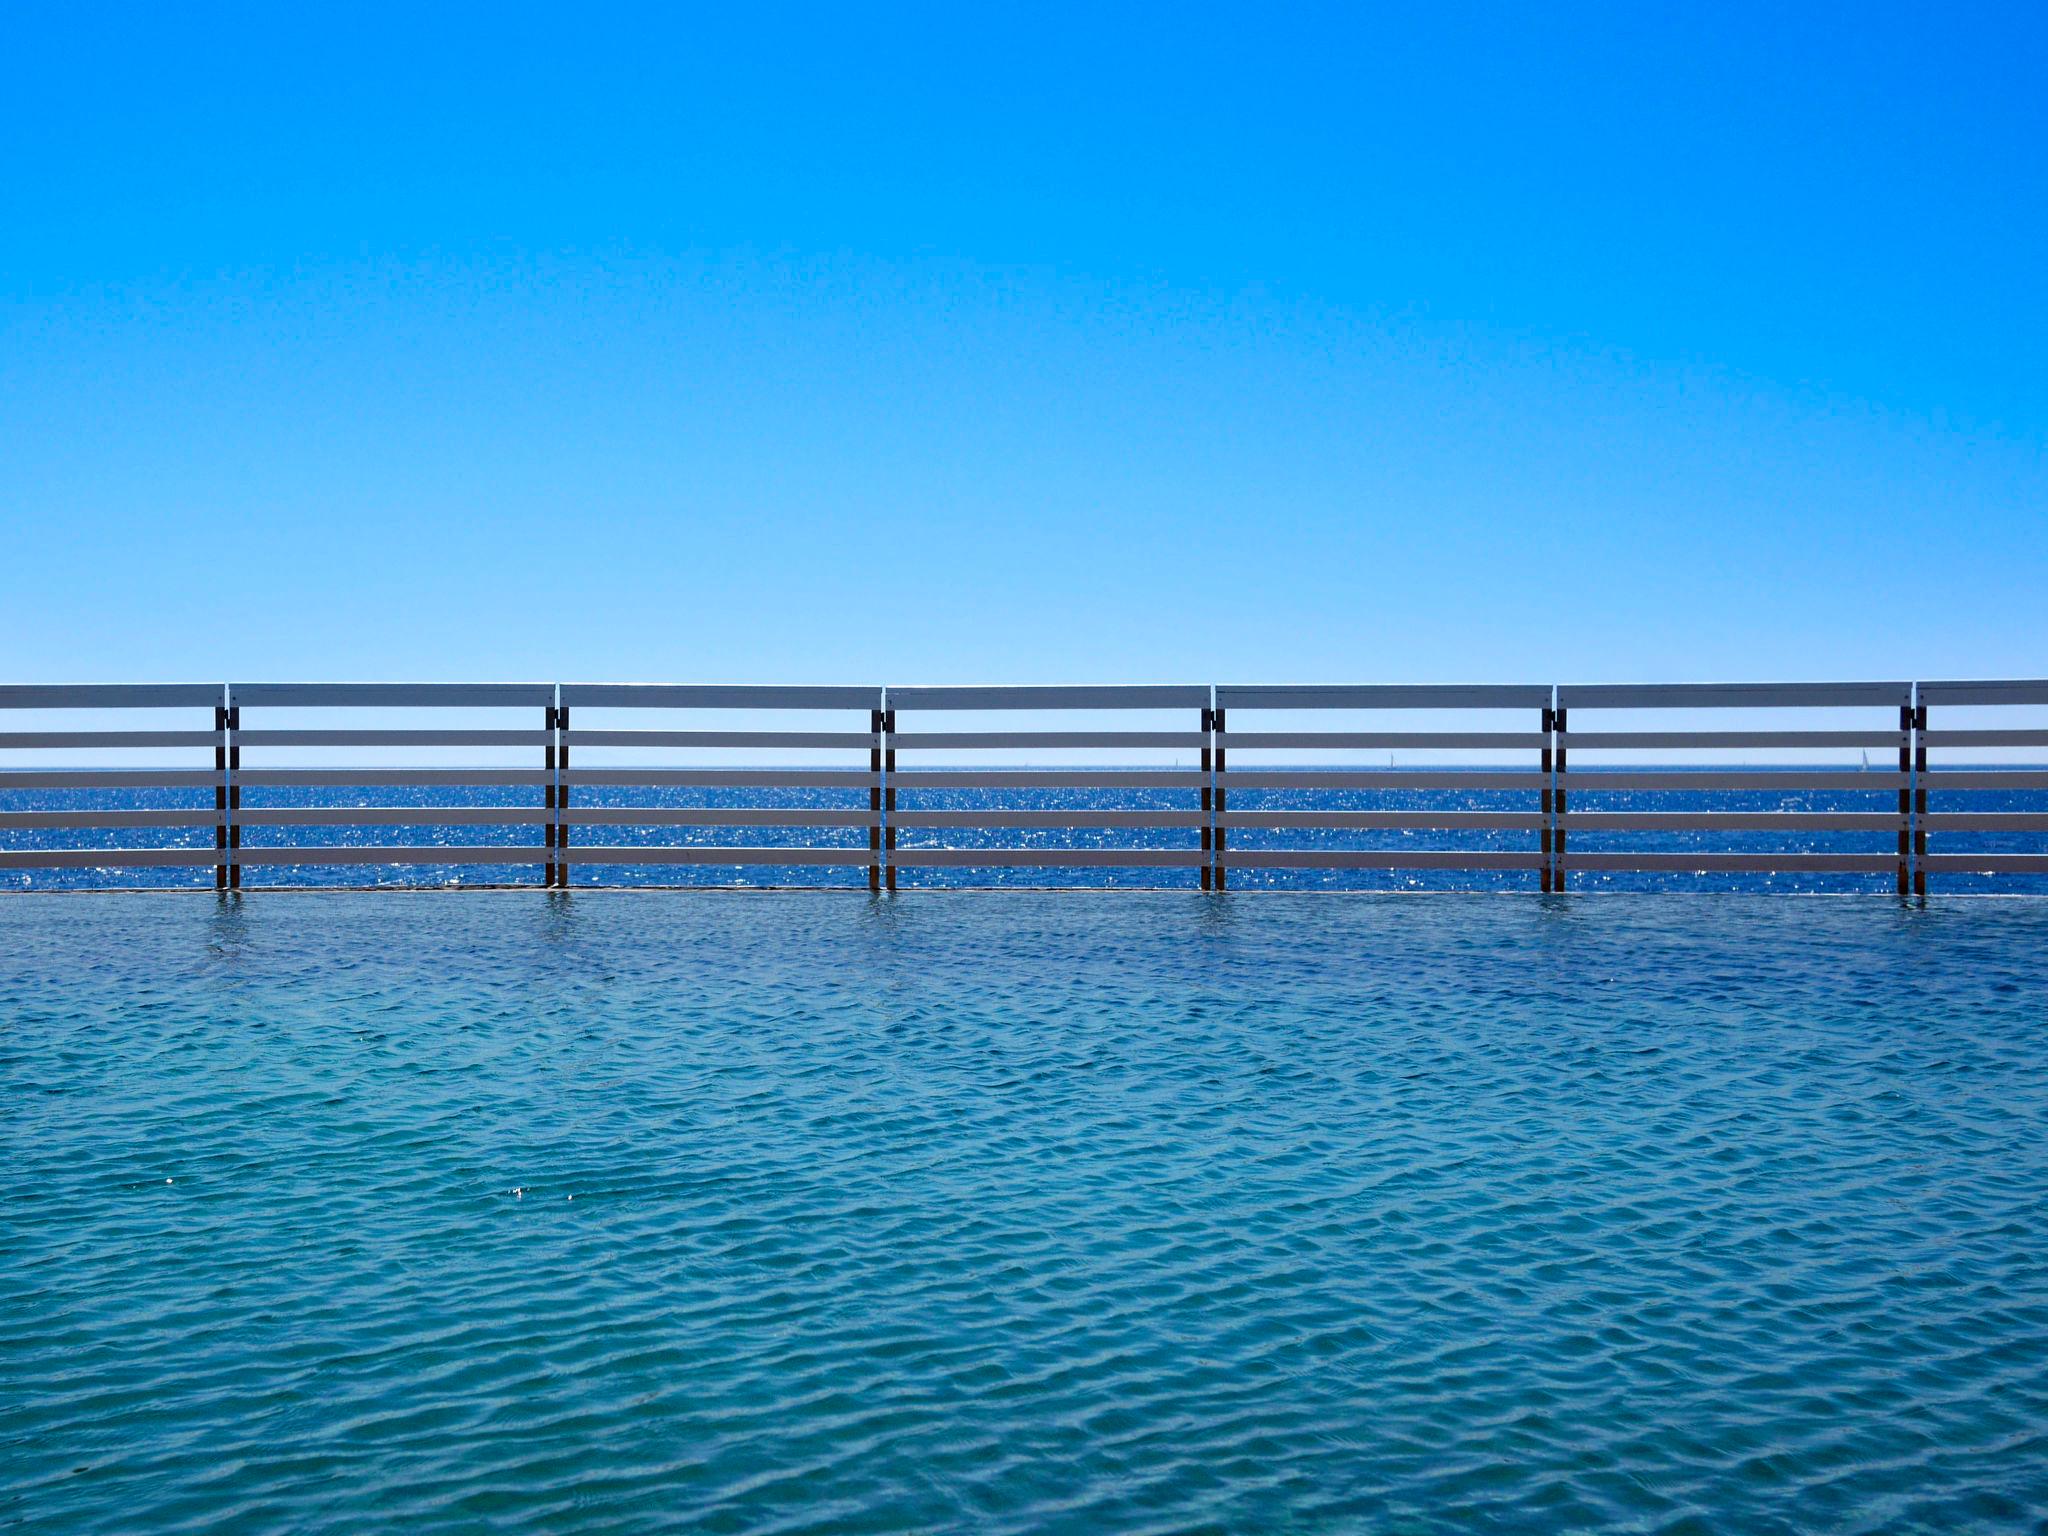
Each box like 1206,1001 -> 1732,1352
1915,679 -> 2048,893
2,681 -> 2044,890
885,685 -> 1211,888
224,683 -> 556,889
1554,681 -> 1914,886
1214,684 -> 1553,887
555,684 -> 884,887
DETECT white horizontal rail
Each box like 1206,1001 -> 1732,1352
559,684 -> 881,710
0,809 -> 221,829
1920,730 -> 2048,747
1219,850 -> 1545,870
1564,853 -> 1901,872
0,770 -> 223,788
1221,731 -> 1547,749
886,685 -> 1208,711
234,769 -> 553,786
233,846 -> 551,866
1558,682 -> 1910,708
1217,811 -> 1545,829
1920,853 -> 2048,872
0,685 -> 222,709
1561,812 -> 1901,831
891,810 -> 1207,828
235,807 -> 555,827
891,731 -> 1208,749
1560,771 -> 1910,790
1563,731 -> 1907,749
0,847 -> 220,869
562,730 -> 877,749
0,731 -> 219,749
230,682 -> 553,707
1921,813 -> 2048,831
563,769 -> 878,787
1219,771 -> 1546,789
236,730 -> 553,747
1217,684 -> 1547,710
561,808 -> 877,827
560,846 -> 875,866
890,770 -> 1206,789
1917,680 -> 2048,705
889,848 -> 1211,868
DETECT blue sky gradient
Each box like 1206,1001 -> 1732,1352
3,3 -> 2043,684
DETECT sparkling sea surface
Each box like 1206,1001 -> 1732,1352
5,778 -> 2048,895
4,892 -> 2047,1533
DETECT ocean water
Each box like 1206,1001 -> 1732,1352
5,777 -> 2047,893
4,892 -> 2047,1533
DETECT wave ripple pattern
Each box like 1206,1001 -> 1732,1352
4,894 -> 2047,1533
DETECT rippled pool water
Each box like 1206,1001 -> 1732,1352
5,893 -> 2047,1532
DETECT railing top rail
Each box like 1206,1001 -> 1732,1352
1916,679 -> 2048,706
559,684 -> 881,710
885,685 -> 1210,711
1216,684 -> 1548,710
1557,681 -> 1911,709
0,684 -> 224,710
7,678 -> 2041,720
230,683 -> 556,708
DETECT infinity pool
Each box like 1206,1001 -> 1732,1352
4,894 -> 2046,1532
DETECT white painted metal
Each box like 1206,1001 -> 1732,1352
0,684 -> 223,709
562,730 -> 878,749
563,769 -> 879,787
1219,771 -> 1546,790
1558,682 -> 1910,708
230,683 -> 553,707
891,810 -> 1207,828
234,769 -> 553,786
3,677 -> 2042,891
1920,853 -> 2048,872
235,807 -> 555,826
1216,685 -> 1548,709
1562,812 -> 1899,831
1219,850 -> 1545,869
233,846 -> 552,866
1218,811 -> 1545,829
891,731 -> 1207,749
0,809 -> 222,829
559,684 -> 881,710
0,731 -> 219,749
886,685 -> 1208,710
1221,732 -> 1548,749
889,848 -> 1210,867
1920,730 -> 2048,747
561,808 -> 878,827
237,729 -> 552,747
1566,853 -> 1901,872
0,847 -> 218,869
1917,680 -> 2048,706
0,770 -> 224,788
1920,772 -> 2048,790
560,846 -> 875,865
1560,771 -> 1909,790
890,770 -> 1206,789
1920,813 -> 2048,831
1564,731 -> 1906,750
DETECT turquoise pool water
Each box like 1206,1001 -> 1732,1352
4,893 -> 2047,1532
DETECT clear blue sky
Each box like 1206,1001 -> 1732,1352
3,2 -> 2043,686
